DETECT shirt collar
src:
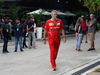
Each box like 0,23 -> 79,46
51,18 -> 57,22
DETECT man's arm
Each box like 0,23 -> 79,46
78,26 -> 81,33
86,20 -> 93,27
43,30 -> 48,44
61,29 -> 66,43
22,29 -> 24,33
9,29 -> 11,36
74,26 -> 76,31
27,25 -> 28,32
22,25 -> 25,33
27,25 -> 34,31
27,25 -> 33,32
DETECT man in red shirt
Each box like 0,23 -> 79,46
43,10 -> 66,71
81,16 -> 88,43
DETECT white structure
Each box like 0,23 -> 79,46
65,11 -> 76,16
27,9 -> 51,15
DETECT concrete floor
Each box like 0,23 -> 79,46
0,31 -> 100,75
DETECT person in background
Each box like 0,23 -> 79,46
41,21 -> 45,28
34,22 -> 37,38
69,22 -> 74,33
81,16 -> 88,43
0,19 -> 5,39
0,19 -> 3,28
34,21 -> 37,47
14,18 -> 24,52
27,15 -> 35,49
1,19 -> 11,53
86,14 -> 97,51
1,19 -> 5,23
30,21 -> 37,47
8,19 -> 13,40
75,17 -> 83,51
23,20 -> 28,48
21,17 -> 25,24
0,19 -> 2,39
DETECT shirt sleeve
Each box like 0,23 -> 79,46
44,21 -> 49,31
90,19 -> 97,25
32,21 -> 34,25
60,21 -> 64,29
22,24 -> 24,29
34,23 -> 36,27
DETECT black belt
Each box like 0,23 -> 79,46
49,36 -> 60,38
55,36 -> 58,38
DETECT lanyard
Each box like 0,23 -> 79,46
17,25 -> 20,28
17,25 -> 20,31
6,25 -> 9,32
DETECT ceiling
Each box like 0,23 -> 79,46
4,0 -> 88,11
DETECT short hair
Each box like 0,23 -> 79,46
81,15 -> 84,18
51,10 -> 57,15
16,18 -> 20,21
30,15 -> 34,18
90,14 -> 94,17
22,19 -> 27,23
4,19 -> 9,24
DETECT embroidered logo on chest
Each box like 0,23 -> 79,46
49,23 -> 54,26
57,23 -> 60,25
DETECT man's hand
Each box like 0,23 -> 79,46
2,36 -> 4,40
63,38 -> 66,43
43,30 -> 47,44
9,34 -> 11,37
31,25 -> 34,28
76,33 -> 78,36
43,40 -> 46,44
86,20 -> 89,27
28,25 -> 34,31
86,20 -> 88,23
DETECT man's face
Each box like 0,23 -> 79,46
51,12 -> 57,19
90,14 -> 94,20
81,18 -> 83,22
2,19 -> 4,22
16,19 -> 20,24
5,19 -> 8,24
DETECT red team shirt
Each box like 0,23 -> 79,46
82,20 -> 86,31
44,19 -> 64,37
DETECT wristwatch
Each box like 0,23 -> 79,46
43,39 -> 46,40
63,36 -> 66,38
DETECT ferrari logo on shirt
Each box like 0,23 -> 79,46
49,23 -> 54,26
57,23 -> 60,25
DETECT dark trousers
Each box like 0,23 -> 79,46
31,35 -> 32,45
35,33 -> 37,38
3,36 -> 9,52
23,34 -> 27,48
